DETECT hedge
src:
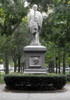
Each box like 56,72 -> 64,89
4,74 -> 67,90
67,74 -> 70,81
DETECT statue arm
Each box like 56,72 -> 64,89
38,13 -> 43,30
39,13 -> 43,27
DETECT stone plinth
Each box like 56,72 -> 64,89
24,45 -> 47,74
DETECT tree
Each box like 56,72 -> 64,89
10,16 -> 30,72
27,0 -> 70,74
41,1 -> 70,74
0,0 -> 28,74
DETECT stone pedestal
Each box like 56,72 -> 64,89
24,45 -> 47,74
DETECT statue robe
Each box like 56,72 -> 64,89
28,10 -> 43,34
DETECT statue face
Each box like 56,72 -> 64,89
33,5 -> 37,11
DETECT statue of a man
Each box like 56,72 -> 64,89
28,4 -> 43,45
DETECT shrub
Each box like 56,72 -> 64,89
67,74 -> 70,81
4,73 -> 67,90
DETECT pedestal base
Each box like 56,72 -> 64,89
24,45 -> 47,74
24,68 -> 47,74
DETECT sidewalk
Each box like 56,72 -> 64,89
0,84 -> 70,100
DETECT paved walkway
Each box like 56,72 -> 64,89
0,84 -> 70,100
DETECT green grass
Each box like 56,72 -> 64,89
0,72 -> 5,84
67,81 -> 70,84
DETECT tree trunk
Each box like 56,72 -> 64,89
5,51 -> 9,74
18,56 -> 21,72
56,57 -> 58,74
63,48 -> 66,74
58,50 -> 61,74
12,49 -> 17,72
21,64 -> 23,73
13,59 -> 17,72
52,59 -> 54,73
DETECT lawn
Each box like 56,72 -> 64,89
67,81 -> 70,84
0,72 -> 5,84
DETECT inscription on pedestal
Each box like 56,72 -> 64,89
29,56 -> 41,68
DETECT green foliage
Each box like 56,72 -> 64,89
41,3 -> 70,47
27,0 -> 53,12
0,0 -> 27,36
40,0 -> 70,67
4,73 -> 67,90
0,0 -> 29,74
0,0 -> 70,73
10,16 -> 30,64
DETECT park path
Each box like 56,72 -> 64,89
0,84 -> 70,100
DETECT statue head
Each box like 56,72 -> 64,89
33,4 -> 38,11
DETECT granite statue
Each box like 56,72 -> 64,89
24,4 -> 47,74
28,4 -> 43,45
